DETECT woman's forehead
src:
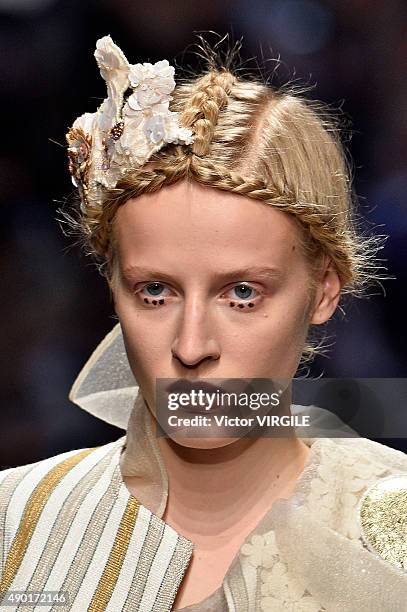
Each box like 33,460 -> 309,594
113,181 -> 302,253
111,182 -> 309,284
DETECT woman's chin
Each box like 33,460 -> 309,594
168,435 -> 241,449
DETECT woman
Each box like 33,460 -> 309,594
1,35 -> 407,611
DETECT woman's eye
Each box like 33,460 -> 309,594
144,282 -> 165,296
136,281 -> 260,307
232,283 -> 256,300
224,283 -> 260,304
139,282 -> 171,300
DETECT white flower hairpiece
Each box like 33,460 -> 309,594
66,35 -> 194,211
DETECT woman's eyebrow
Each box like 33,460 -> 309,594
121,266 -> 175,283
121,265 -> 283,283
213,267 -> 284,282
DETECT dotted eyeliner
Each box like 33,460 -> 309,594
229,301 -> 254,309
144,298 -> 165,305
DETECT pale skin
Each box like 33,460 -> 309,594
110,180 -> 341,608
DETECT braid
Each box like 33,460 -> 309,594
197,159 -> 376,297
92,152 -> 356,291
84,152 -> 192,256
180,71 -> 236,156
187,157 -> 357,288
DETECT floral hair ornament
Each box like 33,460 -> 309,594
66,35 -> 194,212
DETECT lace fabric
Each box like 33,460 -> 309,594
238,437 -> 407,611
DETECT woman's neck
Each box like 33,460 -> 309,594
157,429 -> 310,539
121,388 -> 311,539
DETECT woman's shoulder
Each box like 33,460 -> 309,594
0,437 -> 124,490
0,437 -> 125,529
0,445 -> 92,487
325,436 -> 407,472
301,436 -> 407,543
308,436 -> 407,508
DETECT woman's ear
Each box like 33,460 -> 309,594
310,256 -> 341,325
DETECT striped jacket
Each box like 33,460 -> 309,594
0,437 -> 193,611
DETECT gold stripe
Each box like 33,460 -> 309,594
58,463 -> 122,603
0,462 -> 37,573
88,497 -> 140,612
26,446 -> 118,602
0,447 -> 96,591
123,513 -> 164,610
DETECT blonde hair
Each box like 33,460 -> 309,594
62,50 -> 384,362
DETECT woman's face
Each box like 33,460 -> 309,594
111,180 -> 340,444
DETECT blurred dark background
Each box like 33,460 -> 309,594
1,0 -> 406,468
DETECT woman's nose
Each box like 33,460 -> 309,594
170,298 -> 220,368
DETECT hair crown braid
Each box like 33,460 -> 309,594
61,51 -> 385,362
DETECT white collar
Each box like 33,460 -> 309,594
69,322 -> 138,430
